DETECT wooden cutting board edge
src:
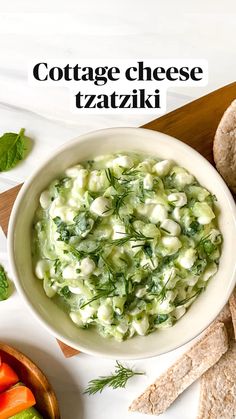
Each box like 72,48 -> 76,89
1,82 -> 236,358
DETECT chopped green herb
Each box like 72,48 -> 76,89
59,286 -> 71,298
197,233 -> 220,258
55,177 -> 70,193
154,314 -> 168,324
86,160 -> 94,169
143,244 -> 154,267
190,259 -> 207,275
202,239 -> 216,255
163,173 -> 175,189
53,217 -> 71,243
73,212 -> 93,236
186,221 -> 201,236
206,194 -> 217,205
54,259 -> 61,274
53,213 -> 94,243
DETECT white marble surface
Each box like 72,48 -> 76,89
0,3 -> 236,418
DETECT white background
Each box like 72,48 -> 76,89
0,1 -> 236,418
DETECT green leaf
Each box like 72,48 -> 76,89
0,128 -> 27,172
0,265 -> 10,301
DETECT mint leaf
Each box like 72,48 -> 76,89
0,128 -> 27,171
0,265 -> 10,301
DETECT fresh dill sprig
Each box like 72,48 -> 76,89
174,288 -> 203,307
80,263 -> 117,309
160,227 -> 170,234
79,286 -> 116,309
138,178 -> 145,203
118,167 -> 142,185
102,205 -> 113,215
111,235 -> 142,247
150,269 -> 173,301
69,246 -> 90,260
100,254 -> 115,276
105,168 -> 118,188
197,232 -> 211,246
69,244 -> 103,261
111,224 -> 152,247
84,361 -> 145,395
112,191 -> 131,219
121,167 -> 141,177
53,258 -> 61,274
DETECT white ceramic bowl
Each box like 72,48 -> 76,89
8,128 -> 236,359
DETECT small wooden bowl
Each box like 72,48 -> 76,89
0,342 -> 60,419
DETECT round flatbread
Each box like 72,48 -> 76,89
213,99 -> 236,193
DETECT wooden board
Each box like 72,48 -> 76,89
1,82 -> 236,357
1,184 -> 22,236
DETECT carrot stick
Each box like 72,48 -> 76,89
0,363 -> 19,392
0,386 -> 36,419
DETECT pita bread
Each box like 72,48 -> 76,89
213,99 -> 236,193
217,303 -> 231,323
129,322 -> 228,415
198,321 -> 236,419
229,289 -> 236,339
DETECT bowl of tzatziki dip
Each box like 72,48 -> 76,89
8,128 -> 236,359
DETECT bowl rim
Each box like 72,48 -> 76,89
7,126 -> 236,359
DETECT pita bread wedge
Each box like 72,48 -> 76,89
216,303 -> 231,323
198,321 -> 236,419
213,99 -> 236,194
129,322 -> 228,415
229,289 -> 236,339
